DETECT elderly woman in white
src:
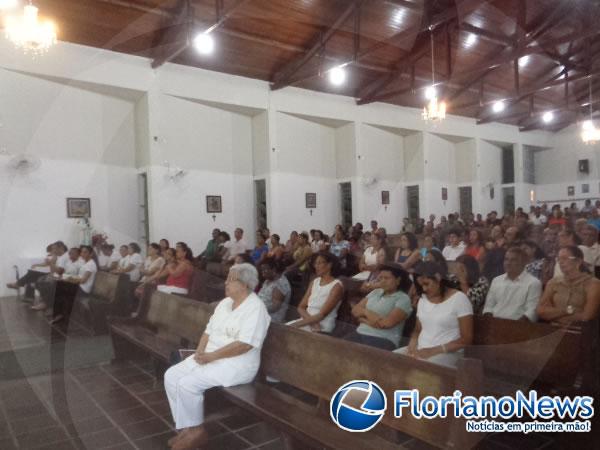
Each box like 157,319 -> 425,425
164,263 -> 271,450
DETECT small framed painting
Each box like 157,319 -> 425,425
441,187 -> 448,201
567,186 -> 575,196
206,195 -> 222,213
582,184 -> 589,194
305,193 -> 317,209
381,190 -> 390,205
66,198 -> 91,218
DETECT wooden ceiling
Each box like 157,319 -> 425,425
15,0 -> 600,131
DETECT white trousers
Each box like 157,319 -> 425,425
164,356 -> 256,429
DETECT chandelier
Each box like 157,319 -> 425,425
5,2 -> 57,55
422,27 -> 446,122
581,75 -> 600,144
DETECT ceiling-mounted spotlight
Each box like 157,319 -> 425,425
465,33 -> 477,48
329,66 -> 346,86
492,100 -> 505,113
424,85 -> 436,100
518,55 -> 530,67
193,32 -> 214,55
542,111 -> 554,123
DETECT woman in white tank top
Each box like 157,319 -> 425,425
290,252 -> 344,334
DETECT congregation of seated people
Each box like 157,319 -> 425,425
7,201 -> 600,449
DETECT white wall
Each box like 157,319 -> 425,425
4,38 -> 594,296
0,68 -> 139,296
148,94 -> 257,254
534,124 -> 600,206
476,139 -> 504,214
354,124 -> 404,231
422,133 -> 458,217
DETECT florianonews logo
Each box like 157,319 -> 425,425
330,380 -> 387,432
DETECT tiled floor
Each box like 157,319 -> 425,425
1,296 -> 597,449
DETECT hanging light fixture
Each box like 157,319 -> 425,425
422,27 -> 446,122
581,74 -> 600,144
5,1 -> 57,55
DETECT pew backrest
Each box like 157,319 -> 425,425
145,291 -> 214,344
467,315 -> 598,392
91,272 -> 128,304
261,324 -> 482,449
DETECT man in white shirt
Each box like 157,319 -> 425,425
63,248 -> 84,277
483,247 -> 542,321
442,229 -> 466,261
579,225 -> 600,275
529,207 -> 548,226
223,228 -> 248,262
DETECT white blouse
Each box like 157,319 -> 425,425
305,277 -> 343,333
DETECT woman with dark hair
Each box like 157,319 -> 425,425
251,234 -> 269,265
452,254 -> 489,314
98,244 -> 120,271
6,242 -> 58,298
353,233 -> 386,281
394,232 -> 420,270
395,261 -> 473,367
157,244 -> 194,295
345,264 -> 413,350
521,240 -> 546,280
265,234 -> 285,261
328,227 -> 350,267
311,230 -> 325,253
286,232 -> 313,274
258,258 -> 291,323
548,208 -> 567,228
160,239 -> 170,253
424,248 -> 448,273
464,229 -> 486,265
140,243 -> 165,283
115,242 -> 143,282
290,252 -> 344,334
50,246 -> 98,324
135,248 -> 174,299
419,235 -> 439,259
537,246 -> 600,324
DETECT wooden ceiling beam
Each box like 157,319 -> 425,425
460,23 -> 513,47
150,0 -> 193,69
270,1 -> 362,90
150,0 -> 251,69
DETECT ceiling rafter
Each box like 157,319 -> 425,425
150,0 -> 251,69
270,0 -> 362,90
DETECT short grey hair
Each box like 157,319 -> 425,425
229,263 -> 259,291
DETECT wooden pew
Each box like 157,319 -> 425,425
223,324 -> 483,450
109,291 -> 215,373
187,269 -> 225,303
78,271 -> 130,334
465,315 -> 599,395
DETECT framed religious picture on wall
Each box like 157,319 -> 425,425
381,190 -> 390,205
66,198 -> 91,218
206,195 -> 222,213
441,187 -> 448,201
582,184 -> 589,194
567,186 -> 575,196
305,193 -> 317,209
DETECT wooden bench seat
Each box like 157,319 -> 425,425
466,315 -> 599,395
222,323 -> 483,450
77,272 -> 129,334
223,383 -> 399,450
109,291 -> 215,371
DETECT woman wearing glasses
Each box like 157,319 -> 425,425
537,246 -> 600,325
